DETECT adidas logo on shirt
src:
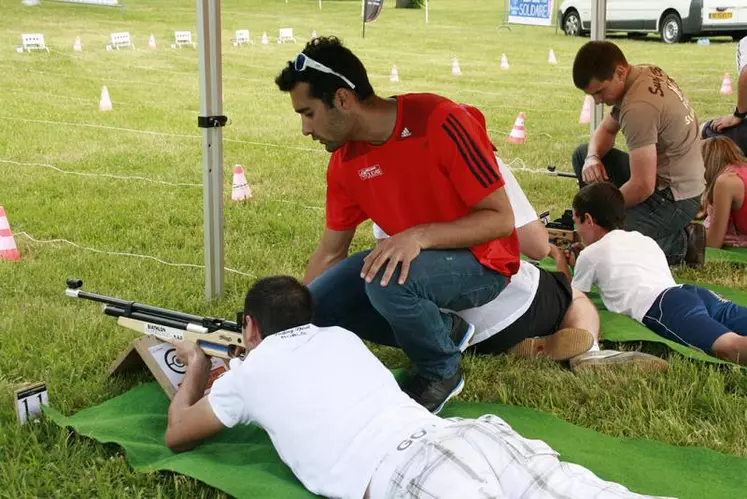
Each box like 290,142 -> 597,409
400,127 -> 411,138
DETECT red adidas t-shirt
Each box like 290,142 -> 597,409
325,93 -> 519,277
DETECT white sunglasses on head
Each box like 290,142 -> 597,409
294,53 -> 356,90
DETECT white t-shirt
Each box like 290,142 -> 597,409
571,230 -> 677,322
738,35 -> 747,74
372,158 -> 541,343
207,324 -> 440,499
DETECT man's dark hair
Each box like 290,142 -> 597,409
572,182 -> 626,231
572,41 -> 628,90
243,276 -> 313,338
274,36 -> 374,107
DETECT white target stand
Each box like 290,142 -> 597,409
109,337 -> 228,399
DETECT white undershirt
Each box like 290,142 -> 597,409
207,324 -> 439,499
572,230 -> 677,322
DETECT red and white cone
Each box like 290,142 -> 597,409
231,165 -> 252,201
99,86 -> 112,111
500,53 -> 509,70
390,65 -> 399,82
506,112 -> 526,143
579,95 -> 592,124
0,206 -> 21,262
721,73 -> 733,95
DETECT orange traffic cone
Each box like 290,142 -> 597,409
721,73 -> 732,95
579,95 -> 592,124
0,206 -> 21,261
506,112 -> 526,143
231,165 -> 252,201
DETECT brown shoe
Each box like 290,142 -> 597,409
684,222 -> 706,267
508,328 -> 594,361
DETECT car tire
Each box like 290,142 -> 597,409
660,12 -> 682,44
563,9 -> 582,37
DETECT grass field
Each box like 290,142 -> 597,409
1,0 -> 747,496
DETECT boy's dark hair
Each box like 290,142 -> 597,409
243,276 -> 313,338
572,41 -> 628,90
572,182 -> 626,231
274,36 -> 374,107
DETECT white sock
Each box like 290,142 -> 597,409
588,341 -> 600,353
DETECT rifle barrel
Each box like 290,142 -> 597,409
67,286 -> 240,333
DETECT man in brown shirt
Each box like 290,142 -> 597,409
570,41 -> 706,266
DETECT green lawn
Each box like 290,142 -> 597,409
1,0 -> 746,496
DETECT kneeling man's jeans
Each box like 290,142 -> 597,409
309,249 -> 509,381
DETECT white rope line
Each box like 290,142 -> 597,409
1,116 -> 324,153
15,231 -> 256,278
504,157 -> 575,176
0,158 -> 202,187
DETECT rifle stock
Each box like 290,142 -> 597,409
66,279 -> 245,359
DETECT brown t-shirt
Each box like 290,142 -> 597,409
610,65 -> 705,200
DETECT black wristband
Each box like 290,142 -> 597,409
734,107 -> 747,119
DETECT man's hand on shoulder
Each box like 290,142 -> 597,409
361,228 -> 423,286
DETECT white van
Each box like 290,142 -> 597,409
558,0 -> 747,43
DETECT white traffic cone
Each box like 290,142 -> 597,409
0,206 -> 21,262
721,73 -> 733,95
452,58 -> 462,76
311,30 -> 318,39
73,36 -> 82,52
579,95 -> 592,124
261,32 -> 269,45
231,165 -> 252,201
148,33 -> 156,49
99,86 -> 112,112
506,112 -> 526,144
548,48 -> 557,65
500,53 -> 509,70
390,65 -> 399,82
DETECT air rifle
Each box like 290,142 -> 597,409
540,209 -> 579,251
65,279 -> 246,359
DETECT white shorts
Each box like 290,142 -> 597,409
367,415 -> 671,499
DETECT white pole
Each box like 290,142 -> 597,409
361,0 -> 364,19
319,0 -> 321,10
197,0 -> 225,300
425,0 -> 429,24
590,0 -> 607,134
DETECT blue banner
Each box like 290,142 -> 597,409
508,0 -> 554,26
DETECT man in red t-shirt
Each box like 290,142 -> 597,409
275,36 -> 519,414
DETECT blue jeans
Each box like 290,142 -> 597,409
309,249 -> 509,380
642,285 -> 747,353
572,144 -> 700,264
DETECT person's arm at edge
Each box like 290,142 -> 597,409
619,144 -> 657,207
304,228 -> 356,284
413,186 -> 514,250
706,174 -> 741,248
165,349 -> 225,453
587,114 -> 621,160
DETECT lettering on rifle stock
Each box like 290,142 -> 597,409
145,323 -> 184,341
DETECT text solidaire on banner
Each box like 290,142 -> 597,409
508,0 -> 554,26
